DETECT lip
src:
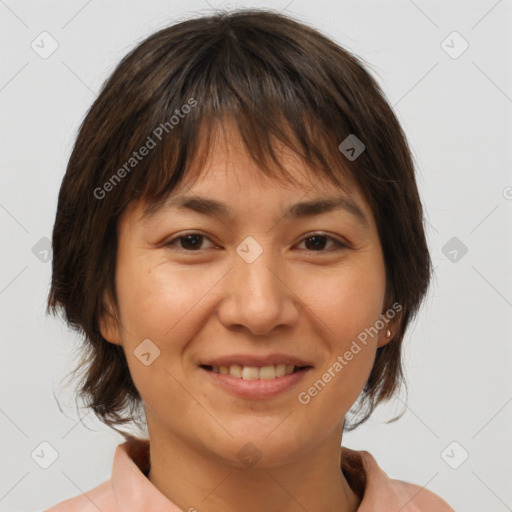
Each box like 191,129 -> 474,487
200,353 -> 313,367
199,365 -> 313,400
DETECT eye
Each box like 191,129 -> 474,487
164,232 -> 216,251
163,232 -> 348,253
296,233 -> 348,252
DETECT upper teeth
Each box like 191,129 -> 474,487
210,364 -> 296,380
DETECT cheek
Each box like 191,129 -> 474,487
291,262 -> 385,418
113,260 -> 198,417
296,349 -> 375,435
298,258 -> 386,345
115,256 -> 222,340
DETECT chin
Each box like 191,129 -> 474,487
207,425 -> 314,469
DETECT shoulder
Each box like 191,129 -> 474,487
43,436 -> 152,512
44,479 -> 117,512
387,477 -> 455,511
341,447 -> 455,512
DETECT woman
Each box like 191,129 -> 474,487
45,8 -> 454,511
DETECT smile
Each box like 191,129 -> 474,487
200,364 -> 312,399
202,363 -> 305,380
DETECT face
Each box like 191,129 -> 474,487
100,120 -> 396,468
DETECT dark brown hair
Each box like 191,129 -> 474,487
47,8 -> 432,437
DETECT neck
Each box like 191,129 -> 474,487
146,423 -> 361,512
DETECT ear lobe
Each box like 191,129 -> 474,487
376,311 -> 401,348
99,291 -> 122,346
377,327 -> 393,348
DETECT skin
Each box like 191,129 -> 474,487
100,119 -> 397,512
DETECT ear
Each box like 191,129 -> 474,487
99,290 -> 122,346
376,306 -> 402,348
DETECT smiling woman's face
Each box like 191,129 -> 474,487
100,121 -> 394,468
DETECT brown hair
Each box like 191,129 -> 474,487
47,8 -> 432,437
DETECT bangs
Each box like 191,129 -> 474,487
94,12 -> 364,219
139,110 -> 357,219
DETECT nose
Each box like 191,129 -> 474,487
216,245 -> 300,336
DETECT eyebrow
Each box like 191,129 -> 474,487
140,194 -> 369,229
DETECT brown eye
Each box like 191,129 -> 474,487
165,233 -> 214,251
298,234 -> 348,252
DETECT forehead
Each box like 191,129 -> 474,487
128,117 -> 375,231
178,117 -> 364,200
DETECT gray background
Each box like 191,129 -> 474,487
1,0 -> 511,511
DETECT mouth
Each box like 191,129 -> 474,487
199,362 -> 313,399
200,363 -> 311,380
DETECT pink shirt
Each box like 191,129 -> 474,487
45,437 -> 454,511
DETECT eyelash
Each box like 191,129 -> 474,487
163,232 -> 349,254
